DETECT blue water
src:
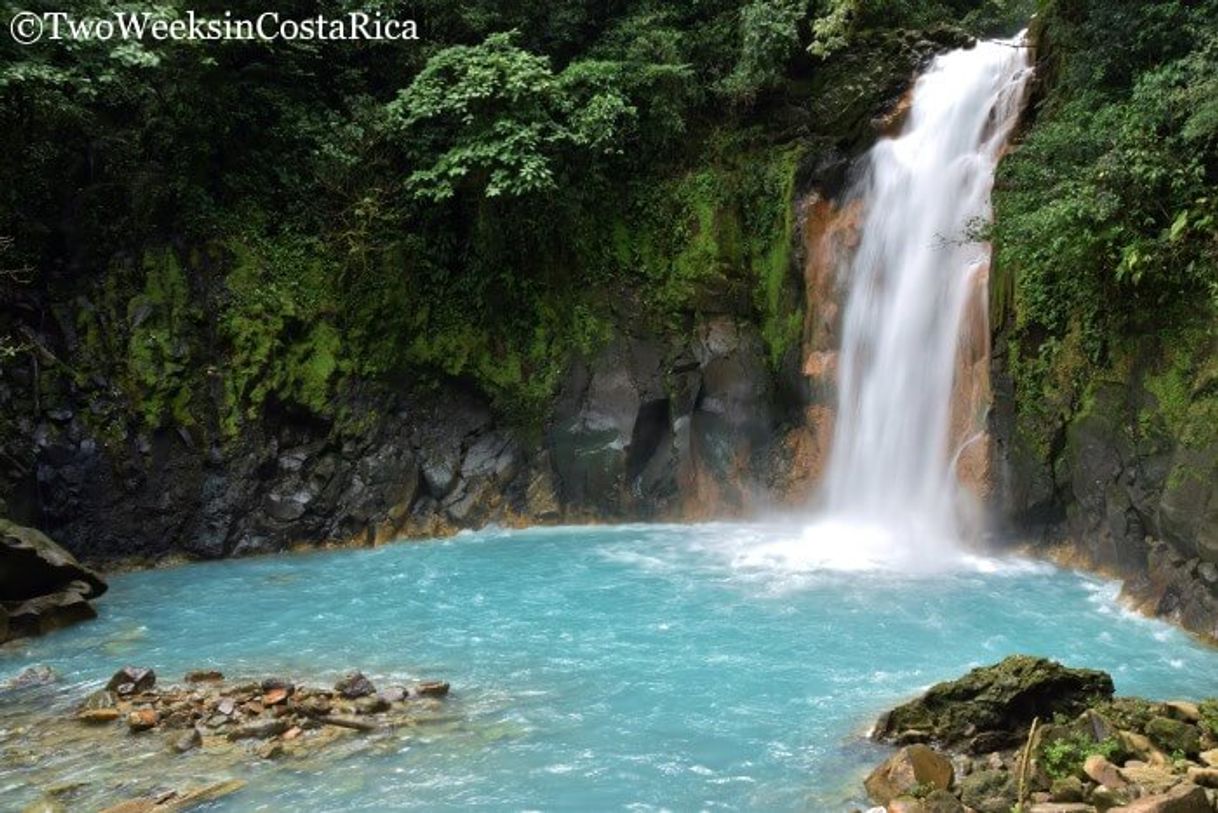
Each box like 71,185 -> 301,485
4,523 -> 1217,811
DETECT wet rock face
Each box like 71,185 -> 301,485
549,317 -> 778,520
990,332 -> 1218,642
17,313 -> 795,564
0,518 -> 107,642
873,656 -> 1115,754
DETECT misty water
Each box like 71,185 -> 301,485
5,524 -> 1218,810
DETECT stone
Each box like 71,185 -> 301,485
958,769 -> 1016,813
1091,786 -> 1134,810
217,698 -> 236,716
260,677 -> 294,694
4,665 -> 59,689
126,708 -> 159,732
1118,765 -> 1183,796
1185,767 -> 1218,789
256,740 -> 284,760
1051,775 -> 1087,802
334,671 -> 375,699
379,686 -> 406,703
1084,754 -> 1128,789
920,790 -> 966,813
1164,702 -> 1201,724
416,680 -> 450,698
1199,750 -> 1218,768
354,695 -> 389,714
184,670 -> 223,683
1145,717 -> 1201,756
78,708 -> 121,723
1028,805 -> 1096,812
170,727 -> 201,753
106,667 -> 156,695
226,719 -> 288,741
1110,782 -> 1210,812
262,688 -> 289,706
1121,731 -> 1163,763
864,744 -> 955,805
873,656 -> 1114,753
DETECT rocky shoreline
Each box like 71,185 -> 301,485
5,664 -> 455,812
859,656 -> 1218,813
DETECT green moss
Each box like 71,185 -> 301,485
1141,328 -> 1218,450
216,235 -> 343,435
616,139 -> 803,366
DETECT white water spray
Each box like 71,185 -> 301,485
810,34 -> 1033,566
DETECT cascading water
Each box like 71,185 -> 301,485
813,34 -> 1033,565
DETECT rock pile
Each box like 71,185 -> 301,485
77,666 -> 451,763
862,656 -> 1218,813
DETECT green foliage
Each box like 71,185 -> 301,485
124,249 -> 199,428
992,0 -> 1218,457
722,0 -> 807,102
1199,700 -> 1218,739
1,0 -> 1020,444
1040,735 -> 1120,780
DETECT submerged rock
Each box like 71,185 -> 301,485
4,664 -> 59,689
873,656 -> 1114,753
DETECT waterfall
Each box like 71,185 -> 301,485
817,34 -> 1033,559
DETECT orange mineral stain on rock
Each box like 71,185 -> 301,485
949,258 -> 993,503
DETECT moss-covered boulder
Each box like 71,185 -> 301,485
0,518 -> 107,642
873,656 -> 1115,753
1145,716 -> 1202,757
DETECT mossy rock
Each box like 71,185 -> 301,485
873,656 -> 1115,753
1145,715 -> 1202,756
958,769 -> 1015,813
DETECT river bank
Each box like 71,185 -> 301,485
860,656 -> 1218,813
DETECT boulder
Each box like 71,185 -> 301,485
1145,716 -> 1201,756
126,708 -> 159,732
169,727 -> 201,753
334,671 -> 375,699
1051,775 -> 1087,802
1110,782 -> 1210,813
865,744 -> 955,805
958,769 -> 1016,813
1,519 -> 108,641
1118,765 -> 1184,796
106,666 -> 156,695
0,519 -> 106,600
1028,805 -> 1097,812
1185,767 -> 1218,788
874,657 -> 1115,753
1084,754 -> 1128,789
1164,702 -> 1201,724
4,664 -> 59,689
226,719 -> 288,741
